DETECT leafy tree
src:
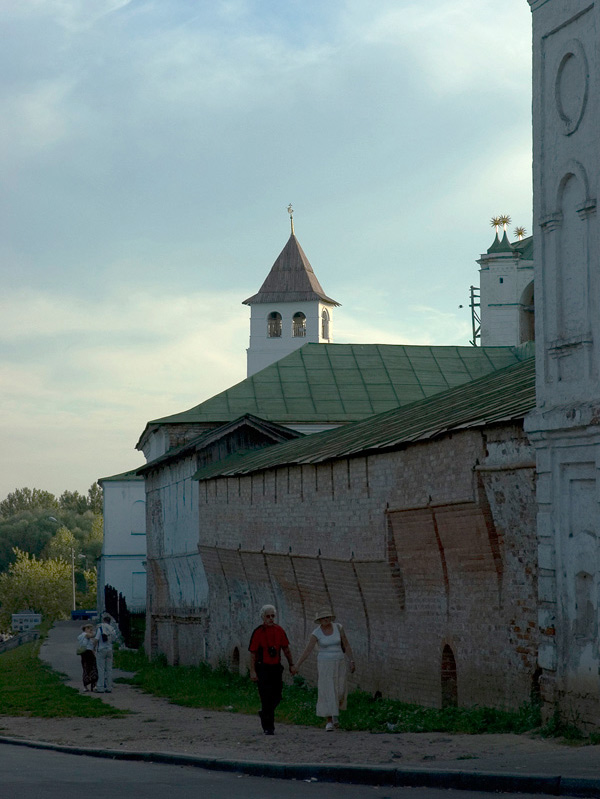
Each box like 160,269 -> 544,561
77,567 -> 97,609
0,509 -> 103,574
87,482 -> 103,515
0,549 -> 72,627
42,526 -> 79,562
0,486 -> 104,575
0,488 -> 58,518
58,490 -> 89,515
58,483 -> 103,515
83,514 -> 104,563
0,510 -> 58,573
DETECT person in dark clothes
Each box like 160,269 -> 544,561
77,623 -> 98,692
249,604 -> 294,735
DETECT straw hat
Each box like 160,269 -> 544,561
314,608 -> 335,622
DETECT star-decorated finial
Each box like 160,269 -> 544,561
490,216 -> 502,235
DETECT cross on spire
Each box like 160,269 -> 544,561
287,203 -> 295,235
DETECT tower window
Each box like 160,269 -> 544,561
267,312 -> 282,338
321,308 -> 330,340
292,312 -> 306,338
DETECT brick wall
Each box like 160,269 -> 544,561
147,423 -> 538,710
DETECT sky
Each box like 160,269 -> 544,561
0,0 -> 533,500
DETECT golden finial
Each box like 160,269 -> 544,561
287,203 -> 295,235
490,216 -> 502,235
499,214 -> 511,232
514,226 -> 526,240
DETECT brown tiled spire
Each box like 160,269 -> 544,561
243,234 -> 340,306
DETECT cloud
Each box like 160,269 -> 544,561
0,0 -> 534,499
363,0 -> 530,93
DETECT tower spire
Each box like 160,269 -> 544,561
287,203 -> 295,235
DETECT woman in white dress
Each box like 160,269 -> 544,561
291,609 -> 355,730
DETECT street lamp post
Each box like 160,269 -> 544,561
70,548 -> 76,612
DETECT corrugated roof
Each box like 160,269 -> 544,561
242,234 -> 339,306
193,357 -> 536,481
150,343 -> 528,427
98,468 -> 144,484
513,235 -> 533,261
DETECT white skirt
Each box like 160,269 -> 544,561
316,656 -> 347,717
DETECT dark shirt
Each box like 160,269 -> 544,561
249,624 -> 289,665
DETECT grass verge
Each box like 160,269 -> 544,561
114,650 -> 541,734
0,641 -> 127,718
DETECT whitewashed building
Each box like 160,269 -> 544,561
478,232 -> 535,347
97,470 -> 146,612
525,0 -> 600,728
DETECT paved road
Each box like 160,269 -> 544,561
0,744 -> 560,799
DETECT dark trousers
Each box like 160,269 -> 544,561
256,663 -> 283,732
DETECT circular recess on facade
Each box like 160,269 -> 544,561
555,40 -> 589,135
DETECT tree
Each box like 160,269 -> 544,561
0,486 -> 104,574
58,483 -> 103,515
0,549 -> 72,628
0,510 -> 57,573
0,488 -> 58,518
87,482 -> 103,515
42,526 -> 79,562
58,490 -> 89,515
83,514 -> 104,563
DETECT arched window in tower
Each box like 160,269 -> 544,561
292,312 -> 306,338
321,308 -> 330,340
267,311 -> 282,338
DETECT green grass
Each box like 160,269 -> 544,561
0,641 -> 128,718
114,650 -> 541,734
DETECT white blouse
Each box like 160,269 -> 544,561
312,623 -> 344,661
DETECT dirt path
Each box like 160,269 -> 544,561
1,621 -> 599,777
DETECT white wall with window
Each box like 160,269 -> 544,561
97,473 -> 147,613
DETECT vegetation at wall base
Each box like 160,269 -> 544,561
114,650 -> 542,735
0,640 -> 127,718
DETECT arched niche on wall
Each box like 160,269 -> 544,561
131,499 -> 146,535
441,644 -> 458,708
519,281 -> 535,344
553,162 -> 593,341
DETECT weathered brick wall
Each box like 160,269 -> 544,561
151,424 -> 537,710
144,453 -> 209,657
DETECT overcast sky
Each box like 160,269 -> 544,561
0,0 -> 533,500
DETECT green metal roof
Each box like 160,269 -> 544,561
150,343 -> 528,428
487,231 -> 514,254
513,235 -> 533,261
193,357 -> 536,481
98,468 -> 144,483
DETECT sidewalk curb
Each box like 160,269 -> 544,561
2,735 -> 599,795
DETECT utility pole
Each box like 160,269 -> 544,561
71,548 -> 76,612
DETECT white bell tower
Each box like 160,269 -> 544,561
243,207 -> 340,377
